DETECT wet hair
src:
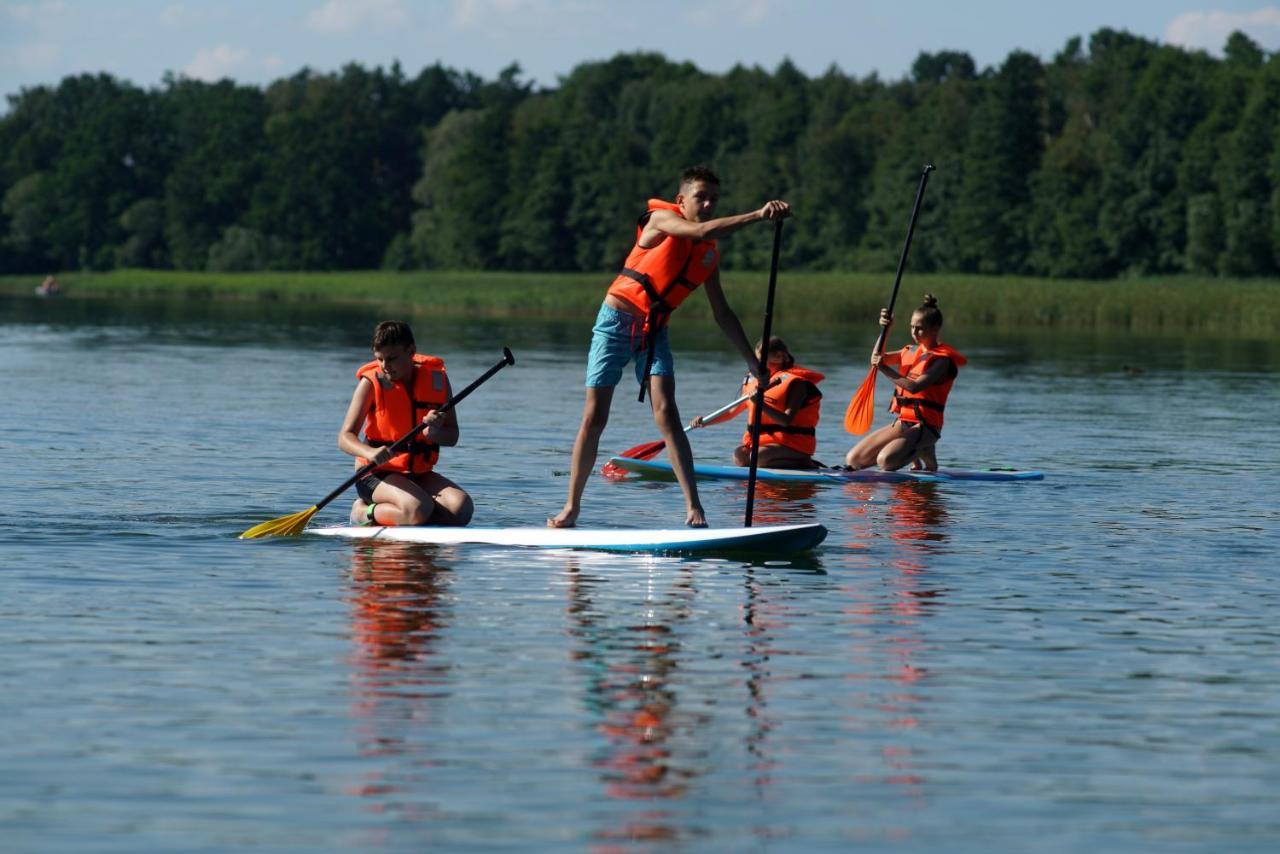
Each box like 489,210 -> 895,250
913,293 -> 943,329
680,165 -> 720,191
372,320 -> 415,351
755,335 -> 795,369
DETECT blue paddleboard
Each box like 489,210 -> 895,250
606,455 -> 1043,483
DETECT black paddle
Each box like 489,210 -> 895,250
744,219 -> 785,527
844,164 -> 934,435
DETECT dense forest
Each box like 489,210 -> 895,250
2,28 -> 1278,279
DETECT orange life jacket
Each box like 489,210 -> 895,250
889,343 -> 966,431
606,199 -> 719,333
740,366 -> 824,455
355,353 -> 449,475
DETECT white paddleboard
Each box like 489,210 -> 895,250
309,522 -> 827,554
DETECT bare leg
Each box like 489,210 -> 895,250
912,446 -> 938,471
649,374 -> 707,528
876,423 -> 937,471
548,386 -> 615,528
412,470 -> 474,526
367,473 -> 438,526
845,422 -> 905,469
734,443 -> 819,470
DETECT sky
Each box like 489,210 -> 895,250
3,0 -> 1280,99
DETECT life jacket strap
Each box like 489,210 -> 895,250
892,394 -> 945,412
619,267 -> 675,316
748,425 -> 816,436
366,437 -> 440,465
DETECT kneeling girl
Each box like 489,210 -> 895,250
845,294 -> 965,472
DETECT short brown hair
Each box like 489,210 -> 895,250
372,320 -> 415,350
680,165 -> 720,191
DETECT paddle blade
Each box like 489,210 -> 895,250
239,505 -> 320,539
843,367 -> 879,435
599,461 -> 629,479
618,439 -> 667,461
600,439 -> 667,478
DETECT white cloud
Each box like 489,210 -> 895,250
161,3 -> 204,28
451,0 -> 549,29
307,0 -> 409,33
184,44 -> 250,82
742,0 -> 772,26
0,41 -> 58,72
1165,6 -> 1280,53
3,1 -> 66,25
681,0 -> 776,30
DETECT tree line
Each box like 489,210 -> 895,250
2,28 -> 1278,279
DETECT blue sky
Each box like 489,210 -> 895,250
3,0 -> 1279,98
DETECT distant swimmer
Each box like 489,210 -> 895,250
35,274 -> 62,297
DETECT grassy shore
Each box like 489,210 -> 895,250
4,268 -> 1277,336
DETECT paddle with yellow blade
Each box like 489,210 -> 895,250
844,164 -> 934,436
240,347 -> 516,539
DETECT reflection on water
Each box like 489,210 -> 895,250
345,542 -> 453,806
565,560 -> 701,845
838,482 -> 951,804
5,298 -> 1280,850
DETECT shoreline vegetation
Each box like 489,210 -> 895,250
4,269 -> 1278,337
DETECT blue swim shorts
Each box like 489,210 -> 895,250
584,303 -> 674,388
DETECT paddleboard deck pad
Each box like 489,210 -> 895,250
310,522 -> 828,554
606,456 -> 1044,483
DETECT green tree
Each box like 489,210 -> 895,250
163,77 -> 266,269
248,64 -> 434,269
1,74 -> 172,270
497,93 -> 575,270
1217,44 -> 1279,275
951,51 -> 1044,273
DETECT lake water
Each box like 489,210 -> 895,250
2,295 -> 1278,852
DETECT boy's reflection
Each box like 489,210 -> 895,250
566,561 -> 700,845
345,542 -> 453,803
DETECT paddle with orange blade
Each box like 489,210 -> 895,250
844,164 -> 934,435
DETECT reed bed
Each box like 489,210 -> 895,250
5,269 -> 1277,337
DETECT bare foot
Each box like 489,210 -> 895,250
351,499 -> 369,524
547,506 -> 579,528
685,508 -> 708,528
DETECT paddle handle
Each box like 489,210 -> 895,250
874,164 -> 934,355
314,347 -> 516,512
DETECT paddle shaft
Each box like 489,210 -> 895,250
694,390 -> 754,428
313,348 -> 515,512
873,165 -> 934,356
744,219 -> 785,527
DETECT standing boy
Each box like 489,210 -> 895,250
548,166 -> 790,528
